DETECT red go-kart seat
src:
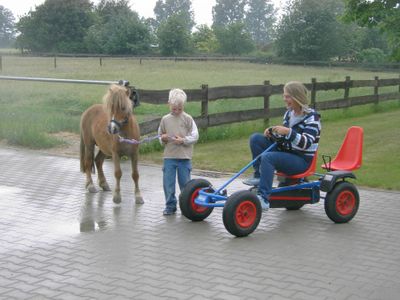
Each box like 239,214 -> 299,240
276,151 -> 318,179
322,126 -> 363,171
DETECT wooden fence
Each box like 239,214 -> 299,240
1,74 -> 399,135
138,76 -> 400,135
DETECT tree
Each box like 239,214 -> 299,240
214,22 -> 255,55
0,5 -> 15,47
342,0 -> 400,61
85,0 -> 150,54
85,15 -> 150,55
154,0 -> 194,31
212,0 -> 247,27
143,17 -> 159,49
157,14 -> 192,56
359,27 -> 388,52
356,47 -> 387,63
95,0 -> 130,22
275,0 -> 346,61
192,25 -> 218,53
16,0 -> 93,53
245,0 -> 276,46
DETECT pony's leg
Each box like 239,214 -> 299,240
112,154 -> 122,204
131,153 -> 144,204
85,145 -> 97,193
95,150 -> 111,191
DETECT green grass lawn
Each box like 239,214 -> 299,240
1,56 -> 399,189
140,101 -> 400,191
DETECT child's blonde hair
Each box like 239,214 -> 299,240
168,88 -> 187,106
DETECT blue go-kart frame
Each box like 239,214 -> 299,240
179,140 -> 360,237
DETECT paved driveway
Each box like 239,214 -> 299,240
1,147 -> 399,300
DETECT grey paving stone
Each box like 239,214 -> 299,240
0,147 -> 400,299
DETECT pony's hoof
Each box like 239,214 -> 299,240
100,183 -> 111,191
135,197 -> 144,204
87,183 -> 98,193
113,194 -> 121,204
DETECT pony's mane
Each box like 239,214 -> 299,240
103,84 -> 132,117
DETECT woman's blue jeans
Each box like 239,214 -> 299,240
249,133 -> 310,201
163,159 -> 192,210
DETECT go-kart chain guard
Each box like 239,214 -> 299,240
320,170 -> 356,192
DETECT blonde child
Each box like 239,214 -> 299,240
158,89 -> 199,215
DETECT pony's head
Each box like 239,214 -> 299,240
104,84 -> 133,134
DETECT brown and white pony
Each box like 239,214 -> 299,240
80,84 -> 143,204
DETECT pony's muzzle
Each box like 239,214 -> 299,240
107,120 -> 121,135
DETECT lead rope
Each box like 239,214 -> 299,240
118,134 -> 161,144
119,134 -> 178,145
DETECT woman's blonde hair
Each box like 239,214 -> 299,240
284,81 -> 311,112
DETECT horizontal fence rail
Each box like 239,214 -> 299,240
1,54 -> 400,70
0,75 -> 119,85
1,75 -> 399,135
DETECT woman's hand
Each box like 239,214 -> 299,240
272,125 -> 290,136
264,126 -> 290,137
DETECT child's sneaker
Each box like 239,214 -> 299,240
163,207 -> 177,215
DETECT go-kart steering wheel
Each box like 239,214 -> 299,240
267,127 -> 286,144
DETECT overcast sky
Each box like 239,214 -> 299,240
2,0 -> 285,25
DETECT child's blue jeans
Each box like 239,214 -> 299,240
249,133 -> 310,201
163,158 -> 192,210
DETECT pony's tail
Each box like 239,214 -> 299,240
80,133 -> 96,174
80,133 -> 86,173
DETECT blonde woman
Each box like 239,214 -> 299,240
243,81 -> 321,210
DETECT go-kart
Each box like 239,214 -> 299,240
179,126 -> 363,237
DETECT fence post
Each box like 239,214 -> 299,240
374,76 -> 379,105
311,78 -> 317,109
54,56 -> 57,69
100,57 -> 102,67
201,84 -> 209,130
344,76 -> 351,107
0,56 -> 2,71
263,80 -> 271,127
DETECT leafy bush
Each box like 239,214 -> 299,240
356,48 -> 387,64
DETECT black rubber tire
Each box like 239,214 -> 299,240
286,204 -> 304,210
325,181 -> 359,223
223,190 -> 262,237
179,178 -> 214,221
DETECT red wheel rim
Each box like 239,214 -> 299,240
190,188 -> 208,213
235,200 -> 257,228
336,190 -> 356,216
